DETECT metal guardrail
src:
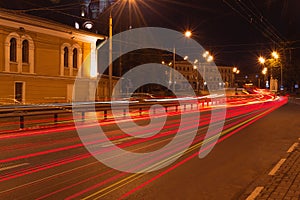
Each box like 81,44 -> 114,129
288,96 -> 300,104
0,97 -> 230,131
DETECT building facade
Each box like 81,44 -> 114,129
173,61 -> 236,93
0,10 -> 115,104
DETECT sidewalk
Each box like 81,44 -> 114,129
241,139 -> 300,200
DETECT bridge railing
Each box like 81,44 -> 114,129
0,96 -> 230,133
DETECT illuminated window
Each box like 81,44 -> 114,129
22,40 -> 29,63
10,38 -> 17,62
64,47 -> 69,68
73,48 -> 78,68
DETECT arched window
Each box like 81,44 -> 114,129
73,48 -> 78,69
64,47 -> 69,68
22,40 -> 29,63
10,38 -> 17,62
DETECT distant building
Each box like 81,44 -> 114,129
218,66 -> 236,88
0,10 -> 114,104
173,61 -> 236,93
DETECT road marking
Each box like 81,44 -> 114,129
246,187 -> 264,200
268,159 -> 286,176
101,141 -> 123,147
0,163 -> 29,172
287,143 -> 298,153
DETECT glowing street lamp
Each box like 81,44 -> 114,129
184,30 -> 192,38
201,51 -> 214,91
232,67 -> 240,87
262,67 -> 268,75
207,55 -> 214,62
258,51 -> 283,90
271,51 -> 282,89
233,67 -> 237,73
108,0 -> 135,97
258,56 -> 266,65
202,51 -> 209,58
171,31 -> 193,91
271,51 -> 279,60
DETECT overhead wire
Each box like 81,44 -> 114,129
241,0 -> 287,45
223,0 -> 287,47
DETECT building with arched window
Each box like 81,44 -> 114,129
0,10 -> 113,104
22,39 -> 29,63
9,38 -> 17,62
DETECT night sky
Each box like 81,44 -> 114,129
1,0 -> 300,76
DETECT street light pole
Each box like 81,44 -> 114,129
170,31 -> 192,93
173,46 -> 176,92
281,63 -> 283,89
202,51 -> 213,91
108,11 -> 113,98
271,51 -> 283,90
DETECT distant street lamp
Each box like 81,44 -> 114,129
257,51 -> 283,90
258,56 -> 266,65
258,56 -> 268,88
201,51 -> 214,90
271,51 -> 283,90
193,60 -> 199,93
272,51 -> 279,59
232,67 -> 240,87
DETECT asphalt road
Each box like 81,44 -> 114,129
0,97 -> 298,200
129,102 -> 300,200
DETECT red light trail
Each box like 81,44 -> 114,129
0,95 -> 288,199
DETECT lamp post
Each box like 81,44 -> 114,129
202,51 -> 214,90
271,51 -> 283,90
108,9 -> 113,98
258,56 -> 267,88
193,59 -> 199,94
232,67 -> 240,88
108,0 -> 133,98
262,67 -> 268,88
258,51 -> 282,91
171,30 -> 192,92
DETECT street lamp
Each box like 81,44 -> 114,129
193,60 -> 199,93
184,30 -> 192,38
257,51 -> 283,91
258,56 -> 266,65
262,67 -> 268,75
108,0 -> 134,98
201,51 -> 214,90
271,51 -> 282,90
272,51 -> 279,60
170,30 -> 193,92
258,56 -> 268,88
232,67 -> 240,88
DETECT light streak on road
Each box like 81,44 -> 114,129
0,95 -> 288,199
